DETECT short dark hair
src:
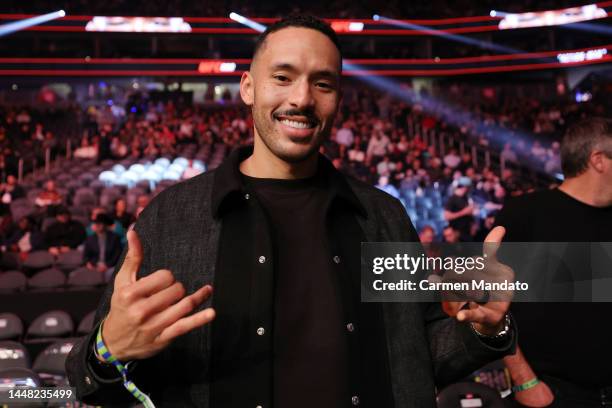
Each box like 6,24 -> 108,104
561,117 -> 612,177
252,15 -> 342,67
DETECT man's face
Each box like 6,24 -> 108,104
240,27 -> 341,163
419,228 -> 434,244
443,228 -> 458,243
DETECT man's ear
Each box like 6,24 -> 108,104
589,150 -> 606,173
240,71 -> 254,106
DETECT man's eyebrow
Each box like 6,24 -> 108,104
270,63 -> 339,80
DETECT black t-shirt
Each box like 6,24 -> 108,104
244,174 -> 350,408
495,188 -> 612,388
445,193 -> 473,238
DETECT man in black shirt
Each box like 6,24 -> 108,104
444,178 -> 475,241
67,16 -> 515,408
495,118 -> 612,407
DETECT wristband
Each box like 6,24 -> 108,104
512,378 -> 541,393
95,319 -> 156,408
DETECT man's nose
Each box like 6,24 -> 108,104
288,79 -> 314,109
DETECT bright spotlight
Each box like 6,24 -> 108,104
229,12 -> 266,33
0,10 -> 67,37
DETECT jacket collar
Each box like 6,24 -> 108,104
211,145 -> 367,219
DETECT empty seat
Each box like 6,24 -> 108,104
32,339 -> 76,386
89,179 -> 105,194
0,252 -> 21,270
56,250 -> 83,272
0,368 -> 46,407
68,206 -> 88,217
0,271 -> 27,292
0,314 -> 24,341
28,268 -> 66,290
0,341 -> 30,370
23,251 -> 53,270
67,267 -> 104,288
26,311 -> 74,340
77,311 -> 96,336
73,192 -> 97,208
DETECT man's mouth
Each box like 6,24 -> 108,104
274,114 -> 318,130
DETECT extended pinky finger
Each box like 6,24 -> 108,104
157,307 -> 216,343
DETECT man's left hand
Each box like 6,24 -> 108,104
442,226 -> 513,336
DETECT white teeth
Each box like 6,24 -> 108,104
279,119 -> 313,129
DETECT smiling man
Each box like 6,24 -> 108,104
66,15 -> 515,408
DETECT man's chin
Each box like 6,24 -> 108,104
274,141 -> 319,164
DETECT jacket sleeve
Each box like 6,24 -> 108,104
388,196 -> 517,387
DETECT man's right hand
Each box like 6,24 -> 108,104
100,230 -> 216,362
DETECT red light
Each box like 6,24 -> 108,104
197,61 -> 222,73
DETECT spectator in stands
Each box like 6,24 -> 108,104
74,136 -> 98,159
3,215 -> 43,256
0,174 -> 25,204
443,148 -> 461,169
376,156 -> 394,176
366,128 -> 390,163
419,225 -> 436,244
335,121 -> 354,147
87,207 -> 125,240
135,194 -> 150,218
110,135 -> 128,159
35,180 -> 63,214
442,225 -> 460,243
143,138 -> 160,158
444,178 -> 475,241
501,142 -> 518,163
544,141 -> 561,174
112,198 -> 135,230
44,206 -> 86,255
473,212 -> 497,242
375,176 -> 400,199
84,213 -> 123,281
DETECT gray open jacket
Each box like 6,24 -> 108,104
66,153 -> 515,407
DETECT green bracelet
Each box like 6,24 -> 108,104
512,377 -> 541,393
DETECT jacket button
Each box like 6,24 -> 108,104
258,256 -> 266,264
346,323 -> 355,332
333,255 -> 341,264
257,327 -> 265,336
352,395 -> 360,405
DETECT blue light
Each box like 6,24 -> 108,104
373,14 -> 522,54
229,12 -> 267,33
107,99 -> 113,106
0,10 -> 66,38
130,107 -> 137,113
